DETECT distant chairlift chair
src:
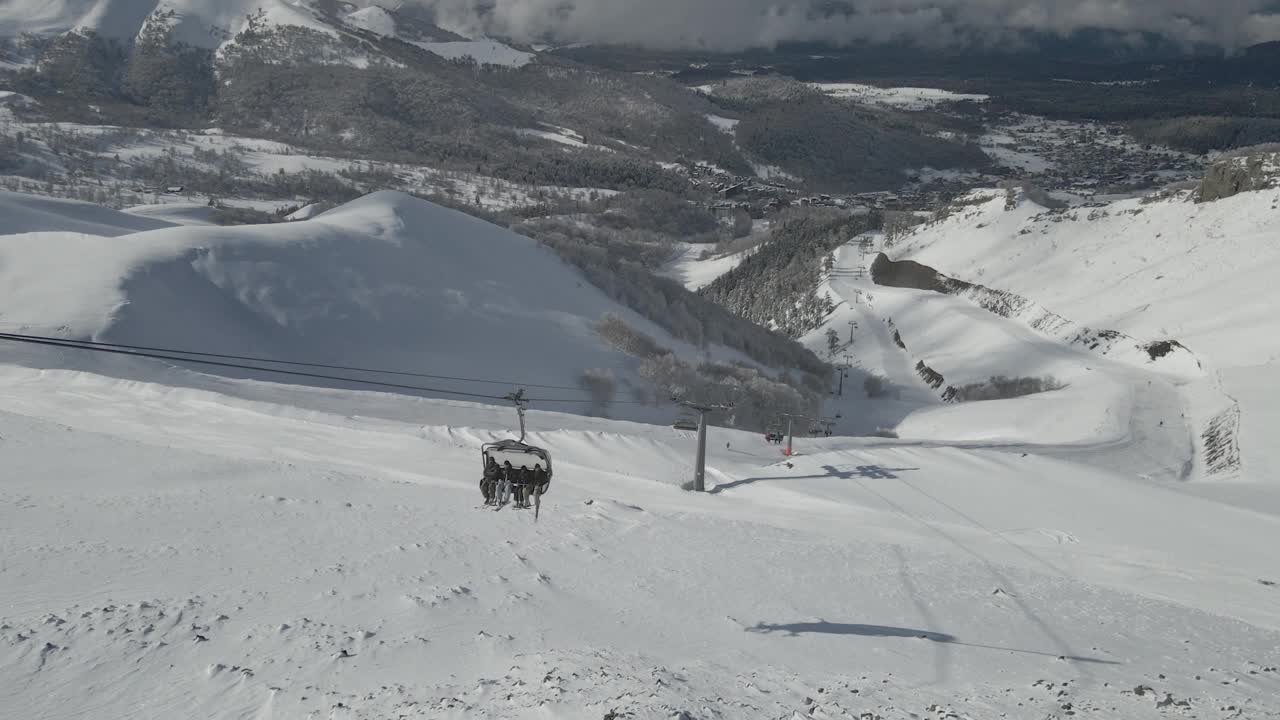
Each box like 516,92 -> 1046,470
673,413 -> 699,431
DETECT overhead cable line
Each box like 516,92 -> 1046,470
0,332 -> 657,406
0,331 -> 587,392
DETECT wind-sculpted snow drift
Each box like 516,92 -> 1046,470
0,191 -> 724,423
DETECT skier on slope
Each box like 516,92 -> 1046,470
481,456 -> 501,505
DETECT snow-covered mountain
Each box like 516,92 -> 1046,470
0,0 -> 534,67
0,0 -> 334,48
0,189 -> 747,424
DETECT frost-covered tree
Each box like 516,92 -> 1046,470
825,328 -> 841,358
701,207 -> 880,338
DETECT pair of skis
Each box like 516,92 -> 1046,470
481,485 -> 542,521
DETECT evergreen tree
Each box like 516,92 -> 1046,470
825,328 -> 841,358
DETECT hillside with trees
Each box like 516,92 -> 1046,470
700,207 -> 882,338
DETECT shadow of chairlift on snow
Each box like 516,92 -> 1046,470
709,464 -> 919,494
746,621 -> 1120,665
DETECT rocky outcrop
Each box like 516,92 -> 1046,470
883,316 -> 958,403
1199,148 -> 1280,202
1202,404 -> 1242,477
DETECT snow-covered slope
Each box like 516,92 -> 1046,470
892,189 -> 1280,366
0,190 -> 176,236
659,242 -> 751,291
4,186 -> 1280,719
813,185 -> 1280,506
123,202 -> 218,226
0,0 -> 537,68
811,82 -> 990,110
0,0 -> 337,48
2,358 -> 1279,719
801,240 -> 1141,453
338,5 -> 534,66
413,39 -> 535,67
342,5 -> 398,37
0,190 -> 712,423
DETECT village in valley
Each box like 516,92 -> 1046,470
689,99 -> 1209,220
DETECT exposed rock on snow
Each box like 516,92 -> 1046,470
1200,148 -> 1280,201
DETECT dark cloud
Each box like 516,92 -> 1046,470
396,0 -> 1280,52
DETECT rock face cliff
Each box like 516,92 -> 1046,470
1200,146 -> 1280,201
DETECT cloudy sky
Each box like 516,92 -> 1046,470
404,0 -> 1280,52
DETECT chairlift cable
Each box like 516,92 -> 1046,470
0,332 -> 512,401
0,331 -> 587,391
0,332 -> 660,405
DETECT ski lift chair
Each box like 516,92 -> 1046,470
673,413 -> 699,431
482,439 -> 553,518
765,424 -> 783,444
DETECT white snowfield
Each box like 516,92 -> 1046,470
1,189 -> 175,236
2,188 -> 1280,718
659,242 -> 752,291
811,83 -> 990,110
343,5 -> 398,38
705,113 -> 740,135
123,201 -> 219,226
415,39 -> 535,68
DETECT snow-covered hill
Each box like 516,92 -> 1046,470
892,186 -> 1280,489
893,187 -> 1280,371
0,189 -> 730,424
0,0 -> 335,48
0,0 -> 536,67
0,189 -> 175,235
800,181 -> 1280,518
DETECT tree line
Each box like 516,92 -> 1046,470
700,207 -> 882,339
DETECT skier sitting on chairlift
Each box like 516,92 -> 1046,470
481,456 -> 501,505
500,461 -> 515,503
532,463 -> 549,496
514,465 -> 533,508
